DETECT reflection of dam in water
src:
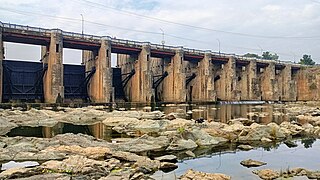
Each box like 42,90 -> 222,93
161,104 -> 290,124
6,104 -> 291,140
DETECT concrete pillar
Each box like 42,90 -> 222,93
0,29 -> 3,103
220,57 -> 237,101
162,49 -> 186,102
245,60 -> 260,100
280,65 -> 296,101
192,53 -> 215,102
297,68 -> 320,101
87,38 -> 112,103
131,45 -> 153,103
43,30 -> 64,103
261,62 -> 276,101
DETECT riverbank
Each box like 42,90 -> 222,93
1,103 -> 320,179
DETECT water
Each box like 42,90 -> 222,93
152,139 -> 320,180
6,104 -> 292,141
5,103 -> 318,179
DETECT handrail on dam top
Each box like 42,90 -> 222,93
0,21 -> 304,65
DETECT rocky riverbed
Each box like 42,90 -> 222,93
0,103 -> 320,179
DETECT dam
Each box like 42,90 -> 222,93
0,21 -> 318,104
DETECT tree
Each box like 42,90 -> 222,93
243,53 -> 261,59
262,51 -> 279,60
299,54 -> 315,65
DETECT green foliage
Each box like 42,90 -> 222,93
299,54 -> 315,65
177,127 -> 185,134
243,53 -> 261,59
262,51 -> 279,60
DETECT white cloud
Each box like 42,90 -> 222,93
1,0 -> 320,63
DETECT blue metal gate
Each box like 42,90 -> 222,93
63,64 -> 87,100
2,60 -> 45,102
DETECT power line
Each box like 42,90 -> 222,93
73,0 -> 320,40
0,7 -> 311,59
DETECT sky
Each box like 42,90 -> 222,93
0,0 -> 320,65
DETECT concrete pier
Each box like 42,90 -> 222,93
0,29 -> 3,103
261,62 -> 276,101
131,45 -> 153,103
162,49 -> 186,102
43,30 -> 64,103
192,53 -> 215,102
219,57 -> 237,101
86,39 -> 112,103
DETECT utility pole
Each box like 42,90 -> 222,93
216,39 -> 221,55
80,14 -> 84,35
160,28 -> 165,46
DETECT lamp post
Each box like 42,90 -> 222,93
160,28 -> 165,45
216,39 -> 221,55
80,14 -> 84,35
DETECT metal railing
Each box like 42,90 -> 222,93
0,21 -> 303,66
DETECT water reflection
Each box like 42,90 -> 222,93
152,139 -> 320,180
159,104 -> 290,124
6,104 -> 293,141
7,122 -> 130,142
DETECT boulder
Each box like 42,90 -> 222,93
252,169 -> 279,180
238,125 -> 272,142
102,117 -> 140,127
280,122 -> 304,136
0,117 -> 18,135
159,162 -> 178,172
154,155 -> 177,163
41,155 -> 119,175
240,159 -> 267,168
185,150 -> 196,157
166,138 -> 197,151
238,145 -> 254,151
188,129 -> 228,146
114,135 -> 170,153
228,118 -> 254,126
180,169 -> 231,180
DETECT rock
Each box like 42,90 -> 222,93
1,161 -> 39,170
134,120 -> 163,134
284,140 -> 298,148
165,113 -> 176,120
114,135 -> 170,153
240,159 -> 267,168
44,145 -> 112,160
0,167 -> 38,179
140,110 -> 164,120
238,124 -> 273,142
166,138 -> 198,151
17,173 -> 71,180
280,122 -> 304,136
154,155 -> 177,163
307,171 -> 320,179
41,155 -> 119,176
253,169 -> 279,180
159,162 -> 178,172
180,169 -> 231,180
0,117 -> 18,135
164,118 -> 193,131
261,137 -> 273,143
102,117 -> 140,127
267,123 -> 286,139
228,118 -> 254,126
186,129 -> 228,146
238,145 -> 254,151
185,150 -> 196,157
